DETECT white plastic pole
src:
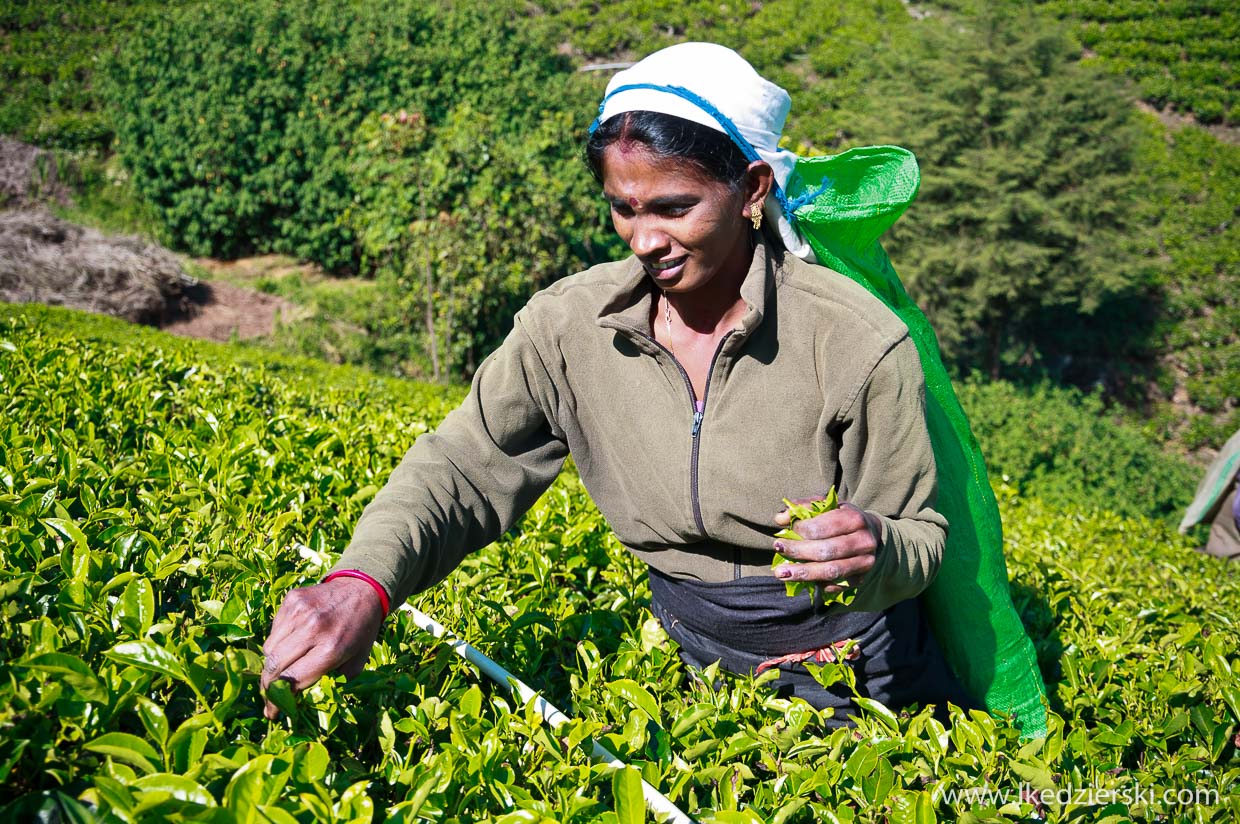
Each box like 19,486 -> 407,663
399,603 -> 695,824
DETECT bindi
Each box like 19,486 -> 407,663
628,196 -> 639,207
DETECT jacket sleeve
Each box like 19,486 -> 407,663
328,310 -> 568,607
836,333 -> 947,613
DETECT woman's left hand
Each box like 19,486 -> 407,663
772,499 -> 883,591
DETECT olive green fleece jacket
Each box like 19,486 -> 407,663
331,237 -> 947,614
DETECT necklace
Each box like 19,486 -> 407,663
663,291 -> 675,358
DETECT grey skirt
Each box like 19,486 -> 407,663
648,568 -> 976,727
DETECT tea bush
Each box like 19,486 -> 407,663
0,1 -> 184,151
1135,122 -> 1240,449
104,0 -> 583,269
956,378 -> 1199,524
1036,0 -> 1240,125
2,303 -> 1237,821
341,102 -> 619,380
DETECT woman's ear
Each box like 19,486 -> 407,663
742,161 -> 775,215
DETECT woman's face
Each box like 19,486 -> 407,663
600,144 -> 755,294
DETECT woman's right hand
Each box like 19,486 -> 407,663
772,497 -> 880,592
260,576 -> 385,719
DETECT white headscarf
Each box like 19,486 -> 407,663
592,42 -> 816,262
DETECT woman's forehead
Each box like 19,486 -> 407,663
600,144 -> 725,199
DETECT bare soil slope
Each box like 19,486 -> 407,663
161,279 -> 295,343
0,207 -> 296,341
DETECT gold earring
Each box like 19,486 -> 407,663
750,203 -> 763,230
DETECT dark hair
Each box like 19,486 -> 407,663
585,111 -> 751,190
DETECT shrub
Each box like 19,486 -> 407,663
342,104 -> 620,380
0,305 -> 1236,821
1037,0 -> 1240,126
958,377 -> 1199,523
105,0 -> 582,270
1136,121 -> 1240,447
0,1 -> 177,151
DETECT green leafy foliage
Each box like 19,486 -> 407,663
956,377 -> 1199,523
2,303 -> 1237,821
771,488 -> 854,602
104,0 -> 584,270
1037,0 -> 1240,125
9,0 -> 1233,423
539,0 -> 752,58
341,102 -> 620,379
50,152 -> 167,242
0,1 -> 185,150
835,5 -> 1157,382
1134,121 -> 1240,449
543,0 -> 915,137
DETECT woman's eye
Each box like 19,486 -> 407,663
650,203 -> 694,218
607,201 -> 693,217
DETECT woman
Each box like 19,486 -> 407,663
261,42 -> 972,725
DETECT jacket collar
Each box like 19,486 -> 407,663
596,230 -> 781,351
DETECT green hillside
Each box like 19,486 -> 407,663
1038,0 -> 1239,125
2,304 -> 1237,821
2,0 -> 1233,450
0,1 -> 185,150
1,1 -> 1238,815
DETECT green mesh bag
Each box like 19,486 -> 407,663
787,145 -> 1048,738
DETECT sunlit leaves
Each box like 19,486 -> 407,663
771,487 -> 854,603
2,305 -> 1239,822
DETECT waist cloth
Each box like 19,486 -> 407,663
648,567 -> 976,727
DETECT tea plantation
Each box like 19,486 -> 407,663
1036,0 -> 1239,125
1,303 -> 1237,822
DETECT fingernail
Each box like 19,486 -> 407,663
774,541 -> 787,553
775,565 -> 792,579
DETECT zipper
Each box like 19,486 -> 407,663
643,331 -> 734,546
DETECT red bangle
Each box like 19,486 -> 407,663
323,570 -> 391,618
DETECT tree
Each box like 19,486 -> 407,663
835,6 -> 1157,382
106,0 -> 588,272
344,104 -> 619,381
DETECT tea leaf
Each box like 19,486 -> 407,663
105,641 -> 186,683
612,765 -> 645,824
113,577 -> 155,637
23,653 -> 107,702
84,733 -> 161,775
263,678 -> 300,719
606,679 -> 662,726
130,774 -> 215,807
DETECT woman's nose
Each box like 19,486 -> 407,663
628,220 -> 669,257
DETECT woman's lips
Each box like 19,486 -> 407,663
645,256 -> 687,279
